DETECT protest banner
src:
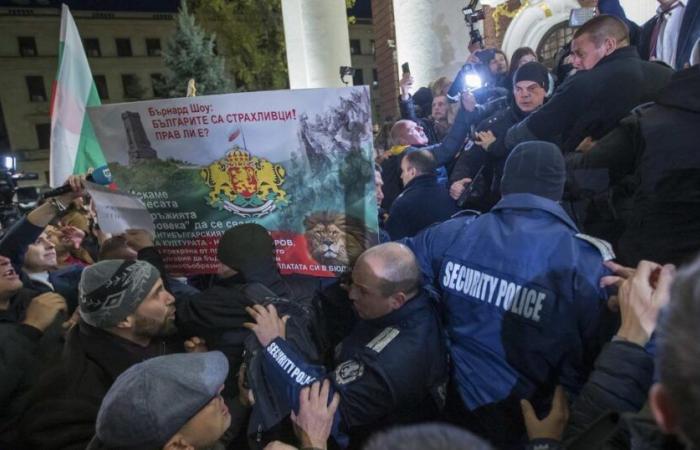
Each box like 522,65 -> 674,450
84,182 -> 155,236
87,87 -> 378,277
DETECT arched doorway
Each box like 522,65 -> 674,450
501,0 -> 580,65
536,21 -> 576,68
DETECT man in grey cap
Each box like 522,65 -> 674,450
11,259 -> 185,450
88,351 -> 231,450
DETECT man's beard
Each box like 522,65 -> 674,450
133,312 -> 177,338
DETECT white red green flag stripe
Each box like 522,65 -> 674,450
49,4 -> 106,187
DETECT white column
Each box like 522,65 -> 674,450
392,0 -> 475,91
281,0 -> 353,89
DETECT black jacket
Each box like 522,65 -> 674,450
0,288 -> 65,425
566,66 -> 700,266
451,102 -> 530,210
526,341 -> 685,450
175,255 -> 322,434
10,321 -> 180,450
385,174 -> 457,240
506,46 -> 673,154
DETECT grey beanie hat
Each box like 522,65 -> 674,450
500,141 -> 566,201
94,351 -> 229,449
79,259 -> 160,329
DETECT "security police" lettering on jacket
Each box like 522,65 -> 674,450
441,261 -> 549,322
267,341 -> 317,385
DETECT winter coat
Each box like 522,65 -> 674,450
506,46 -> 673,154
385,173 -> 458,240
566,66 -> 700,266
450,102 -> 530,211
10,321 -> 179,450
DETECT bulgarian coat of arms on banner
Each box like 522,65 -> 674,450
88,87 -> 379,278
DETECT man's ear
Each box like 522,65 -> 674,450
390,292 -> 408,310
162,434 -> 194,450
650,383 -> 679,435
603,36 -> 618,55
115,314 -> 135,330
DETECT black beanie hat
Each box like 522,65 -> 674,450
501,141 -> 565,201
217,223 -> 274,270
513,61 -> 550,91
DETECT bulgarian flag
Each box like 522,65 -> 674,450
49,4 -> 106,187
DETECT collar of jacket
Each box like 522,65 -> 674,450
387,144 -> 410,156
76,320 -> 168,381
508,100 -> 531,122
404,173 -> 438,190
364,289 -> 431,329
492,193 -> 578,231
594,46 -> 641,69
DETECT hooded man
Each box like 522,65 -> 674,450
174,223 -> 322,444
403,141 -> 612,448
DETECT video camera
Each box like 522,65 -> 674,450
447,63 -> 487,102
0,169 -> 38,229
462,0 -> 485,48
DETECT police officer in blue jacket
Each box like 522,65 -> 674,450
403,141 -> 613,449
244,243 -> 448,449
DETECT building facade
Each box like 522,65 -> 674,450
349,17 -> 380,120
367,0 -> 657,121
0,0 -> 178,185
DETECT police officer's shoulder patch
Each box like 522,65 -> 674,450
575,233 -> 615,261
366,327 -> 400,354
335,359 -> 364,385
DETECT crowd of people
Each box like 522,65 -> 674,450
1,1 -> 699,449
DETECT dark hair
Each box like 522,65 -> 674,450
363,423 -> 492,450
494,49 -> 509,66
402,149 -> 436,176
573,14 -> 629,47
657,256 -> 700,448
509,47 -> 537,79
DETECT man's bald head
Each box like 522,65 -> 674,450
390,120 -> 428,147
356,243 -> 421,298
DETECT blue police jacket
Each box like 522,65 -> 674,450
404,193 -> 611,413
260,289 -> 448,448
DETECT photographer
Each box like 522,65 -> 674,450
450,62 -> 551,211
472,48 -> 511,90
